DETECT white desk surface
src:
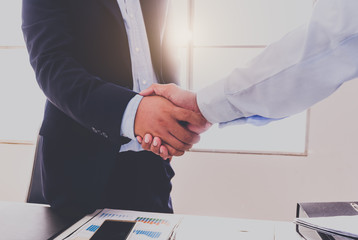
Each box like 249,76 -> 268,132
57,212 -> 303,240
174,215 -> 303,240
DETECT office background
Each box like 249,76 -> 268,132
1,0 -> 358,222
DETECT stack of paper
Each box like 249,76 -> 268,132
294,215 -> 358,239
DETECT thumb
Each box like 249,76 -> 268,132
139,84 -> 156,96
139,83 -> 167,97
140,83 -> 175,99
187,122 -> 212,134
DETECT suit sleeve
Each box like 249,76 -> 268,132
22,0 -> 136,145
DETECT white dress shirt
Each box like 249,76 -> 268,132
197,0 -> 358,125
117,0 -> 158,151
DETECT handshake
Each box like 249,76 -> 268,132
134,83 -> 212,160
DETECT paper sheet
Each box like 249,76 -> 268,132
64,208 -> 182,240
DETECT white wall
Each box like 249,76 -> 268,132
1,79 -> 358,221
0,143 -> 35,202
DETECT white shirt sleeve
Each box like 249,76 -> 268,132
197,0 -> 358,124
119,94 -> 144,152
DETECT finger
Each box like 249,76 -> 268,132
139,85 -> 155,96
141,133 -> 153,151
170,109 -> 208,142
165,130 -> 194,151
139,84 -> 163,96
174,108 -> 208,131
139,125 -> 192,152
140,83 -> 175,99
168,119 -> 200,145
141,134 -> 172,160
153,124 -> 192,151
158,144 -> 171,160
136,136 -> 143,144
150,136 -> 162,155
187,122 -> 212,134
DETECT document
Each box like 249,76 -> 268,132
63,208 -> 182,240
294,215 -> 358,239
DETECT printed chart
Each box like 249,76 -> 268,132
66,208 -> 182,240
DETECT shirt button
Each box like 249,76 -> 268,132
135,47 -> 140,52
130,14 -> 134,18
142,80 -> 147,85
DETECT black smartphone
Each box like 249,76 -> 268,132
89,220 -> 136,240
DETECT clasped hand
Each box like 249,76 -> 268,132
134,84 -> 211,160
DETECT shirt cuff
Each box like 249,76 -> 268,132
218,115 -> 283,128
196,79 -> 244,124
197,81 -> 281,126
120,94 -> 143,140
120,140 -> 144,152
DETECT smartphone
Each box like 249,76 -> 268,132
89,220 -> 136,240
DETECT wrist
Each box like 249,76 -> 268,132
121,94 -> 143,139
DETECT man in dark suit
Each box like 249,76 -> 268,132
22,0 -> 205,216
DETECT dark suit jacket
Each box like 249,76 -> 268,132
22,0 -> 178,215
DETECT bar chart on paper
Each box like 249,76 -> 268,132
66,208 -> 182,240
132,229 -> 162,239
97,212 -> 129,219
86,225 -> 100,232
135,217 -> 169,226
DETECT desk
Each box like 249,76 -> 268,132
0,201 -> 80,240
0,202 -> 303,240
174,215 -> 303,240
57,210 -> 304,240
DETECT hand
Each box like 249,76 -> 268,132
134,95 -> 207,157
140,83 -> 212,134
139,84 -> 212,158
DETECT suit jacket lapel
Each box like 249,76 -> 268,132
140,0 -> 167,82
97,0 -> 166,81
97,0 -> 163,52
97,0 -> 126,28
140,0 -> 162,39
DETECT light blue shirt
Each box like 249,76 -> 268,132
117,0 -> 158,152
197,0 -> 358,126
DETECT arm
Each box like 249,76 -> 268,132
22,0 -> 203,152
137,0 -> 358,154
22,0 -> 135,145
197,0 -> 358,123
141,0 -> 358,124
